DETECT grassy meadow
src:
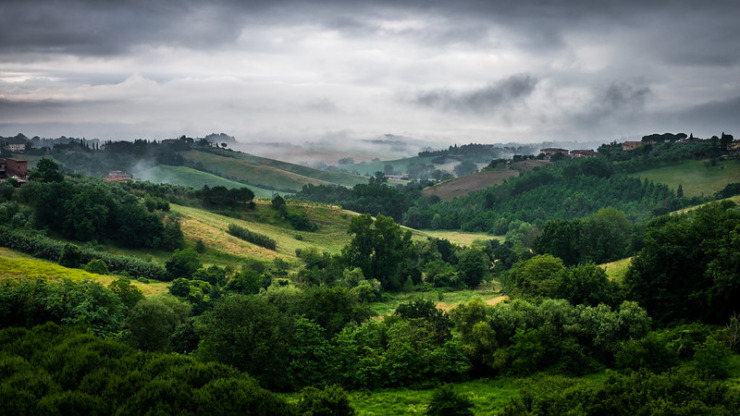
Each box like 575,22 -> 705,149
181,149 -> 366,192
134,165 -> 278,198
172,200 -> 357,265
0,248 -> 169,296
629,158 -> 740,198
421,230 -> 503,247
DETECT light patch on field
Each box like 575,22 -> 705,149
601,257 -> 632,282
421,230 -> 503,246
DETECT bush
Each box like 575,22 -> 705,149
296,385 -> 355,416
426,384 -> 474,416
227,224 -> 277,250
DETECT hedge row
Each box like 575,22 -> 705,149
227,224 -> 277,250
0,226 -> 167,280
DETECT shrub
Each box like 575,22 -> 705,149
227,224 -> 277,250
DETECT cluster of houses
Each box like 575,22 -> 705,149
539,148 -> 598,159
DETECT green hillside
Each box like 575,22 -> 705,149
173,201 -> 357,263
628,158 -> 740,198
182,149 -> 367,192
134,165 -> 278,198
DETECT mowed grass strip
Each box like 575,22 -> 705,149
629,159 -> 740,198
0,250 -> 168,297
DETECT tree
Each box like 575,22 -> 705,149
58,243 -> 83,268
164,248 -> 202,280
123,296 -> 190,351
625,201 -> 740,324
29,157 -> 64,183
457,248 -> 489,288
505,254 -> 565,296
196,295 -> 294,389
342,214 -> 413,291
108,278 -> 144,309
453,160 -> 478,177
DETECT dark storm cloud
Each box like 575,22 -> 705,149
571,81 -> 652,129
2,0 -> 737,67
414,74 -> 538,113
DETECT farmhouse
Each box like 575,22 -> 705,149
3,143 -> 25,153
104,170 -> 132,182
0,158 -> 28,183
570,149 -> 598,158
540,148 -> 569,159
622,141 -> 655,151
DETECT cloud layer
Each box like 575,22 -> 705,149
1,0 -> 738,145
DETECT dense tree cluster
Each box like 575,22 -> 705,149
624,201 -> 740,324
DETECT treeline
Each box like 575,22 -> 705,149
227,224 -> 277,250
598,133 -> 734,173
0,226 -> 167,280
8,159 -> 183,250
417,157 -> 698,232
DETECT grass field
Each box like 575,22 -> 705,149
134,165 -> 278,198
172,200 -> 357,265
181,150 -> 366,192
0,248 -> 169,296
601,257 -> 632,282
224,149 -> 368,188
629,159 -> 740,198
421,230 -> 503,246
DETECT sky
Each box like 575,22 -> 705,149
1,0 -> 738,148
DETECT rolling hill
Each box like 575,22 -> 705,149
628,158 -> 740,198
181,149 -> 367,192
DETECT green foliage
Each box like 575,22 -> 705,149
58,243 -> 83,268
227,223 -> 277,250
297,385 -> 355,416
426,384 -> 474,416
196,294 -> 294,390
29,157 -> 64,183
457,248 -> 489,288
450,298 -> 652,376
625,201 -> 740,324
550,263 -> 621,307
160,216 -> 185,251
0,226 -> 167,279
84,258 -> 109,275
165,248 -> 202,280
108,278 -> 144,309
123,296 -> 190,352
693,337 -> 733,379
342,214 -> 414,291
505,254 -> 564,297
615,332 -> 679,373
500,369 -> 740,416
0,323 -> 293,415
194,238 -> 207,253
226,269 -> 265,295
0,279 -> 124,334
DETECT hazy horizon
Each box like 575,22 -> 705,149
1,1 -> 738,147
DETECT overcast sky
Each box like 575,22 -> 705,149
1,0 -> 738,146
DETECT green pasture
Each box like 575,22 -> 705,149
181,150 -> 365,192
629,159 -> 740,198
0,248 -> 169,297
134,165 -> 278,198
171,201 -> 356,264
422,230 -> 503,247
601,257 -> 632,282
